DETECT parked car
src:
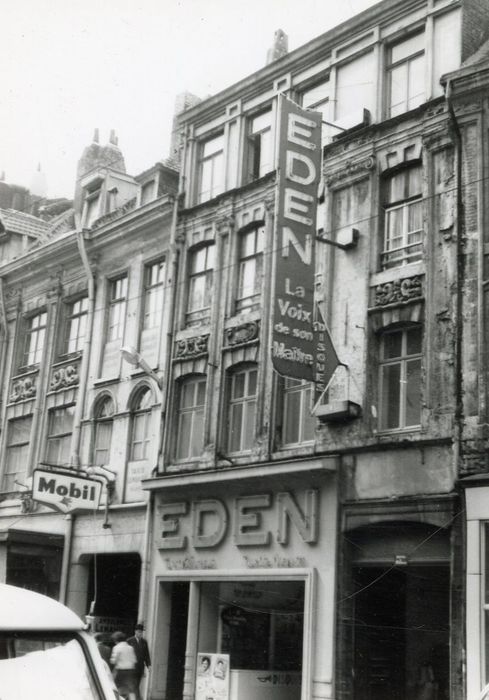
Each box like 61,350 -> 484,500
0,582 -> 120,699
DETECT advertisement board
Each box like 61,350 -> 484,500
271,95 -> 322,382
32,468 -> 103,513
196,652 -> 230,700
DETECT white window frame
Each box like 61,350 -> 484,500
175,376 -> 206,461
247,109 -> 273,181
281,378 -> 315,447
186,244 -> 215,324
130,388 -> 152,461
143,260 -> 165,331
64,297 -> 88,355
236,226 -> 265,313
386,31 -> 425,118
198,133 -> 225,204
93,397 -> 114,466
227,365 -> 258,454
107,275 -> 128,342
3,416 -> 32,492
378,326 -> 422,432
22,311 -> 47,367
45,406 -> 75,467
381,166 -> 423,270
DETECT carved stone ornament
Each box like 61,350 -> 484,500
10,375 -> 37,402
20,491 -> 38,513
325,155 -> 376,187
50,363 -> 80,391
374,275 -> 423,307
225,321 -> 260,347
174,334 -> 209,359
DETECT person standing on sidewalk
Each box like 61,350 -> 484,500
127,623 -> 151,700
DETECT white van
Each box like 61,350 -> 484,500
0,582 -> 121,699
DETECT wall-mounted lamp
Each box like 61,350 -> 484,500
121,345 -> 163,389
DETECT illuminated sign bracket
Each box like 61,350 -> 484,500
316,228 -> 359,250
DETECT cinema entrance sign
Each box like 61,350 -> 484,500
272,95 -> 322,382
32,468 -> 103,513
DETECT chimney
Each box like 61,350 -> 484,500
168,92 -> 202,168
266,29 -> 288,65
109,129 -> 118,146
93,128 -> 100,143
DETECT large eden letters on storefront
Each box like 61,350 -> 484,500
158,490 -> 319,550
272,96 -> 322,382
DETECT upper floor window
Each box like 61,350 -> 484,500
198,133 -> 224,203
280,378 -> 315,447
143,261 -> 165,330
187,244 -> 215,323
84,186 -> 102,227
130,387 -> 152,461
247,110 -> 273,181
107,275 -> 128,342
175,375 -> 206,460
64,297 -> 88,355
93,396 -> 114,466
141,179 -> 156,205
227,365 -> 258,454
236,226 -> 265,313
387,32 -> 425,118
302,79 -> 330,146
3,416 -> 32,492
22,311 -> 47,367
45,405 -> 75,467
379,325 -> 422,431
381,165 -> 423,270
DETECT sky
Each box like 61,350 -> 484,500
1,0 -> 379,200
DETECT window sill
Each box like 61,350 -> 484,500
375,425 -> 421,437
370,260 -> 424,287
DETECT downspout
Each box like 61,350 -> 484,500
445,77 -> 465,698
445,79 -> 464,482
0,279 -> 8,398
59,225 -> 96,604
138,137 -> 185,623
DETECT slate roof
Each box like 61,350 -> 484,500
0,208 -> 51,239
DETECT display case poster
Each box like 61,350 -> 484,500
196,652 -> 230,700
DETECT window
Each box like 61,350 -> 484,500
22,311 -> 47,367
141,179 -> 156,205
93,396 -> 114,466
84,187 -> 102,227
247,110 -> 273,181
143,261 -> 165,330
387,33 -> 425,118
3,416 -> 32,492
281,378 -> 315,446
107,275 -> 128,342
175,376 -> 206,460
236,226 -> 265,312
187,244 -> 215,323
198,133 -> 224,203
64,297 -> 88,354
130,387 -> 152,461
227,365 -> 258,453
382,165 -> 423,269
302,79 -> 330,146
379,325 -> 422,431
45,406 -> 75,467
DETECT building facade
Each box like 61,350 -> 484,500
0,134 -> 178,638
142,1 -> 489,700
1,1 -> 489,700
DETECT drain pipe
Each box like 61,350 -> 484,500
445,77 -> 465,700
59,224 -> 97,604
138,155 -> 185,623
445,79 -> 464,483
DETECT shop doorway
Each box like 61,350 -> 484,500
353,565 -> 449,700
340,522 -> 451,700
86,553 -> 141,634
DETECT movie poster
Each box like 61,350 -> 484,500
195,652 -> 230,700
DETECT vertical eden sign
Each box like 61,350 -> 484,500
272,95 -> 322,381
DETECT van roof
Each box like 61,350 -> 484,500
0,583 -> 85,631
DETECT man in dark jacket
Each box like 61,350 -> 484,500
127,623 -> 151,700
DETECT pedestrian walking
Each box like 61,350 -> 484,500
110,630 -> 138,700
127,623 -> 151,700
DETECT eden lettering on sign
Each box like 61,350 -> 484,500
157,490 -> 319,550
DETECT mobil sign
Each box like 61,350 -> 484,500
272,95 -> 322,381
32,468 -> 103,513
